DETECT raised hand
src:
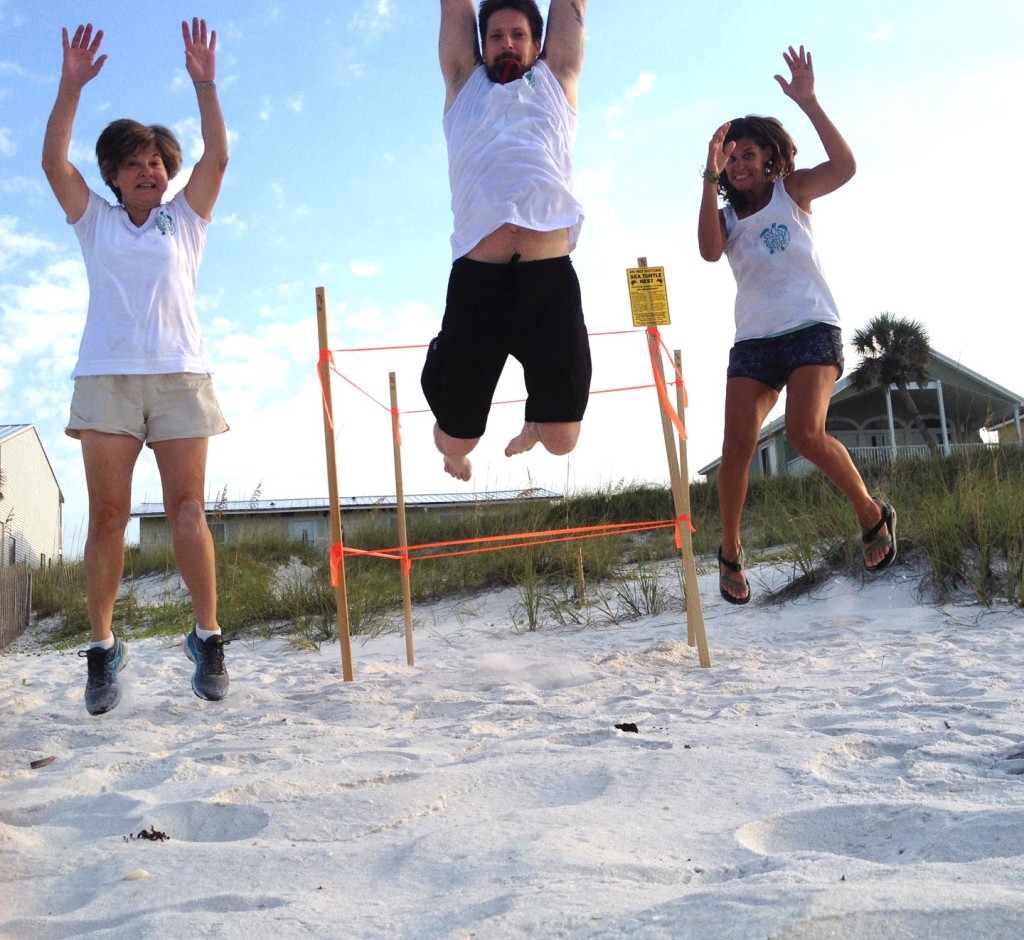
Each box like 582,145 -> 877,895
182,17 -> 217,84
706,121 -> 735,178
774,45 -> 816,106
61,24 -> 107,86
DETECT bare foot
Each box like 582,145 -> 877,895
443,453 -> 472,481
433,423 -> 475,481
505,422 -> 540,457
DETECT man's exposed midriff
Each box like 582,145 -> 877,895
464,222 -> 570,263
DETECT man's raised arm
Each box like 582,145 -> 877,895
440,0 -> 480,112
542,0 -> 586,105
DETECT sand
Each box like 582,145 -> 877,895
2,558 -> 1023,939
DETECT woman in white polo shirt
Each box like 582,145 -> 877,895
42,18 -> 230,714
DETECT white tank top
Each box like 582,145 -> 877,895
443,60 -> 584,261
724,180 -> 841,342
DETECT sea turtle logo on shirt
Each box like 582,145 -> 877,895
760,222 -> 789,255
155,210 -> 176,236
523,68 -> 536,88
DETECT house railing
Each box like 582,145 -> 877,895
787,441 -> 1022,476
848,441 -> 1021,467
0,563 -> 32,650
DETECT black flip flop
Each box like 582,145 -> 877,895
718,546 -> 751,605
863,499 -> 897,572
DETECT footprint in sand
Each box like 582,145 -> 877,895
736,804 -> 1024,864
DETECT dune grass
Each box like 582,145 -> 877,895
26,448 -> 1024,649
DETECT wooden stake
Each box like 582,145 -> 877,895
316,287 -> 354,681
636,257 -> 710,667
675,349 -> 709,664
574,544 -> 586,605
389,372 -> 416,667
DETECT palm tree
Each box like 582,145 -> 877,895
850,312 -> 940,454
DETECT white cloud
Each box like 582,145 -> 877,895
575,168 -> 615,195
0,256 -> 88,383
0,128 -> 15,157
343,305 -> 385,334
0,216 -> 56,270
605,72 -> 657,140
0,175 -> 42,197
68,138 -> 93,164
216,213 -> 248,236
350,0 -> 395,37
350,261 -> 383,277
868,24 -> 892,43
625,72 -> 656,102
287,94 -> 305,114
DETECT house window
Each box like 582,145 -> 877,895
209,522 -> 226,544
8,538 -> 15,565
758,444 -> 777,478
825,417 -> 858,448
290,520 -> 318,545
864,418 -> 897,448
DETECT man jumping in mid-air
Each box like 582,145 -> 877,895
421,0 -> 591,481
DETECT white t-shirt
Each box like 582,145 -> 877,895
724,180 -> 841,342
443,60 -> 584,261
71,189 -> 211,377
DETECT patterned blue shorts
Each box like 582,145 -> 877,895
727,322 -> 844,392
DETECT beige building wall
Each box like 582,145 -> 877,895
0,428 -> 63,566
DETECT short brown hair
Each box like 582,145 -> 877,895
95,119 -> 182,203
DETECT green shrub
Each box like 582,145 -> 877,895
24,453 -> 1024,649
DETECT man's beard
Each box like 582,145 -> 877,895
488,53 -> 525,84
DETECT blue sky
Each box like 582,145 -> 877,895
2,0 -> 1022,556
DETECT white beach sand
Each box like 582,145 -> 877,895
2,559 -> 1023,939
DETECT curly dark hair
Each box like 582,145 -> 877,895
478,0 -> 544,45
95,119 -> 182,204
718,115 -> 797,212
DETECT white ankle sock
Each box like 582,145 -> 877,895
195,626 -> 221,642
89,635 -> 115,651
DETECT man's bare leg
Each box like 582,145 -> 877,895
506,421 -> 580,458
433,423 -> 477,481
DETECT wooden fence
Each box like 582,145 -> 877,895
0,563 -> 32,650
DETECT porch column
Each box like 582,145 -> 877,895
885,386 -> 898,459
1016,404 -> 1023,443
935,379 -> 951,456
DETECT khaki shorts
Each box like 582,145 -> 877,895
66,373 -> 229,444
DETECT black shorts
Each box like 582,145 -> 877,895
421,256 -> 592,439
727,322 -> 844,392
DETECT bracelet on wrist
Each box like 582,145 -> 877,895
701,168 -> 721,186
193,80 -> 215,88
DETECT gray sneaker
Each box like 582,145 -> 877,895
184,628 -> 229,701
78,637 -> 129,715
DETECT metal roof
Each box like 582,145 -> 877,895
131,488 -> 562,518
0,424 -> 33,444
